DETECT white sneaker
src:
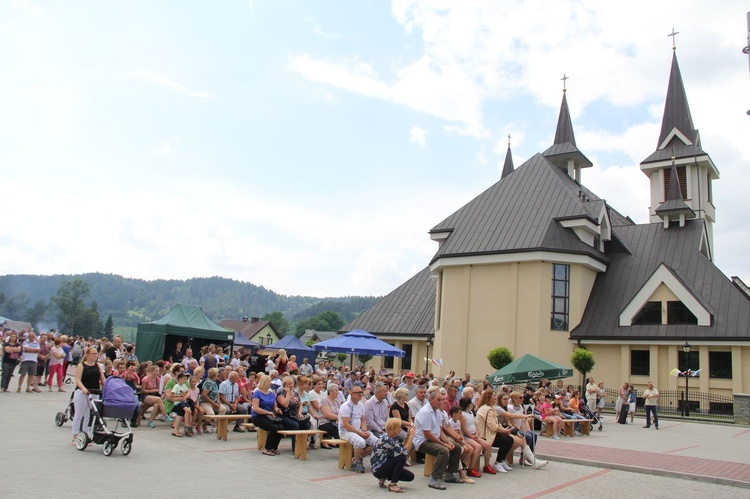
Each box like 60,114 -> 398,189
492,462 -> 508,473
500,461 -> 513,472
534,459 -> 548,469
553,435 -> 560,440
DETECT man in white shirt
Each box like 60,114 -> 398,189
642,381 -> 660,430
18,331 -> 41,393
338,382 -> 377,473
299,358 -> 314,376
407,385 -> 429,464
413,389 -> 462,489
181,348 -> 195,371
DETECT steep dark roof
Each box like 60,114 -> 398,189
641,52 -> 707,164
553,91 -> 576,146
341,267 -> 435,337
501,145 -> 514,180
571,220 -> 750,341
429,154 -> 606,265
659,51 -> 697,147
543,92 -> 593,168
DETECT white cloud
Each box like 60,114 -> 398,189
11,0 -> 50,23
409,126 -> 428,147
129,70 -> 210,98
0,175 -> 474,297
290,1 -> 743,150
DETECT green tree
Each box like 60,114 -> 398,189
571,348 -> 596,385
336,353 -> 348,365
51,279 -> 90,334
2,293 -> 30,319
318,310 -> 345,331
77,305 -> 101,338
262,311 -> 289,337
294,317 -> 332,337
358,354 -> 373,365
24,300 -> 48,330
487,347 -> 514,370
104,315 -> 114,337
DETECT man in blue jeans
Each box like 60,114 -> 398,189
642,381 -> 660,430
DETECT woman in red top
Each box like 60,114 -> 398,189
275,349 -> 289,375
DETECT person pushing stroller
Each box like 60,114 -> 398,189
72,347 -> 106,445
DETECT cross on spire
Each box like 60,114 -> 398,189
508,133 -> 511,147
668,28 -> 679,50
561,73 -> 569,92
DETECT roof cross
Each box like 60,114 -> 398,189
668,28 -> 679,50
561,73 -> 569,92
508,133 -> 511,147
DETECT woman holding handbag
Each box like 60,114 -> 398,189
252,374 -> 285,455
475,389 -> 517,474
276,376 -> 311,452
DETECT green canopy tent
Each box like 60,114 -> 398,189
488,354 -> 573,385
135,304 -> 234,363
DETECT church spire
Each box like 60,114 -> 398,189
543,75 -> 593,181
553,85 -> 576,147
501,134 -> 514,180
657,50 -> 698,150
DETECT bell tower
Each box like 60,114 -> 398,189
639,35 -> 719,259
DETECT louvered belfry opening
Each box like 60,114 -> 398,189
664,165 -> 688,201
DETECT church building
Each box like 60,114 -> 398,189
342,48 -> 750,400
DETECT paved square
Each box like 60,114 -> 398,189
2,389 -> 748,498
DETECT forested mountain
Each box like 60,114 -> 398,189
0,273 -> 380,330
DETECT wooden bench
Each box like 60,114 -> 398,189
240,423 -> 256,432
256,429 -> 268,450
543,418 -> 593,437
321,438 -> 353,470
423,453 -> 437,477
203,414 -> 252,441
279,429 -> 327,460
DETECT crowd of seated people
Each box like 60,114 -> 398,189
3,330 -> 583,493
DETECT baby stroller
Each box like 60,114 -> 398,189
580,400 -> 603,431
54,391 -> 76,427
75,376 -> 139,456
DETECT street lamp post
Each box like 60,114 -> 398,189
425,336 -> 433,374
266,331 -> 272,346
683,341 -> 692,417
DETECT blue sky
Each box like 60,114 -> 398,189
1,1 -> 749,297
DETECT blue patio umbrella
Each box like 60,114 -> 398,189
312,329 -> 406,357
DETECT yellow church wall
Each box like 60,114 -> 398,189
433,260 -> 598,381
433,259 -> 750,398
649,284 -> 678,302
581,343 -> 748,400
